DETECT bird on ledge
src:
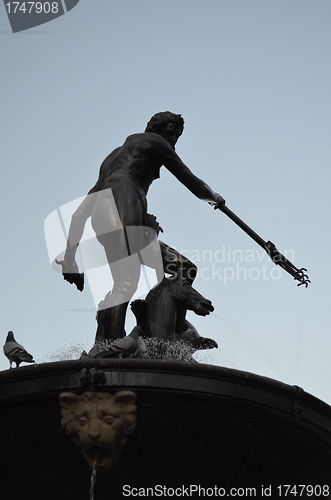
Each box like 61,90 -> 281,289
95,326 -> 141,359
3,331 -> 35,369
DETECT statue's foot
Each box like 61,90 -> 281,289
191,337 -> 218,350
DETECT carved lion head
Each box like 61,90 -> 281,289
59,390 -> 137,472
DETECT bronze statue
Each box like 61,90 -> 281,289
131,253 -> 217,350
57,112 -> 225,342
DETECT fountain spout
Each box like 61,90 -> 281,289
59,390 -> 137,472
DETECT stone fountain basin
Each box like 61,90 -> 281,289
0,359 -> 331,499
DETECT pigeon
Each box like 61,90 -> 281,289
95,326 -> 141,359
3,331 -> 35,369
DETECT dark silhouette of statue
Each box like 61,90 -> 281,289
130,256 -> 218,350
57,111 -> 225,342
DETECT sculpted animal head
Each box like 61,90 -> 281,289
59,390 -> 137,472
171,279 -> 214,317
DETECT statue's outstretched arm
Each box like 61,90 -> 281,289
157,139 -> 225,207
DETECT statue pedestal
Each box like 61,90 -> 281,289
1,359 -> 331,499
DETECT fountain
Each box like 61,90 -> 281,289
0,358 -> 331,499
1,112 -> 330,498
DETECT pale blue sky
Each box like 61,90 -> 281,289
1,1 -> 331,404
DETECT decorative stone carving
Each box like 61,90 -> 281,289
59,390 -> 137,472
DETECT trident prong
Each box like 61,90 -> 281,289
295,268 -> 311,288
216,203 -> 310,288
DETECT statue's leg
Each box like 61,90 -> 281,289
95,227 -> 142,341
95,304 -> 128,341
91,186 -> 145,341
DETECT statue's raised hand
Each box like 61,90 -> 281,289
210,193 -> 225,210
55,258 -> 84,292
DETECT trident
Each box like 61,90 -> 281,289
215,202 -> 310,287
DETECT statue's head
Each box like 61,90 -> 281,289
145,111 -> 184,149
59,390 -> 137,472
